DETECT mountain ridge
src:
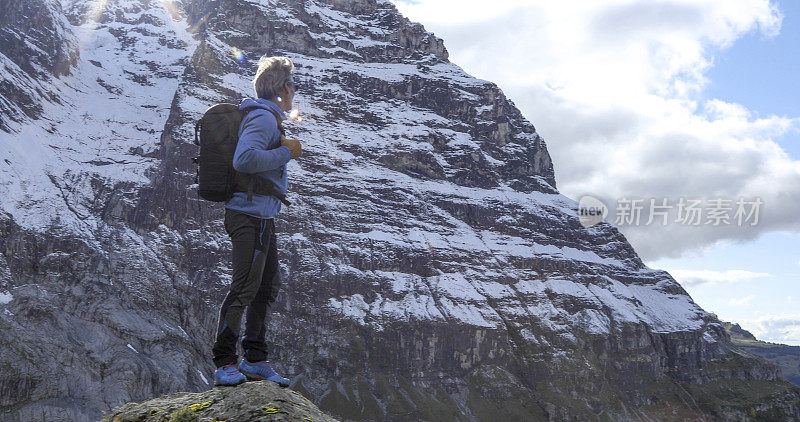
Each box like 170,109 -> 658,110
721,320 -> 800,389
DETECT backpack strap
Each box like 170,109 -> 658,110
241,107 -> 256,203
194,119 -> 201,145
264,108 -> 286,137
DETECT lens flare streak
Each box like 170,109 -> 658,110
232,46 -> 246,62
287,109 -> 303,122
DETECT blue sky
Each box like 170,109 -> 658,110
395,0 -> 800,345
704,0 -> 800,159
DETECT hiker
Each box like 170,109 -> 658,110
211,56 -> 302,387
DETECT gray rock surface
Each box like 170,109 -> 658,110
101,380 -> 339,422
1,0 -> 799,421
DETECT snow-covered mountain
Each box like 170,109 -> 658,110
1,0 -> 799,420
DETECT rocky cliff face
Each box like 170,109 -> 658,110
722,320 -> 800,389
1,0 -> 799,421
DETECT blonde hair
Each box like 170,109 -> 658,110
253,56 -> 294,99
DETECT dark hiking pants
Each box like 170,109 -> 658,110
212,208 -> 281,368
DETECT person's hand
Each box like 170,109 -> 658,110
281,135 -> 302,159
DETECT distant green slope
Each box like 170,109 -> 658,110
722,321 -> 800,388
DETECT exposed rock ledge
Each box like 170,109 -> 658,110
100,381 -> 340,422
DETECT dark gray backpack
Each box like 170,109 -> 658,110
193,104 -> 290,205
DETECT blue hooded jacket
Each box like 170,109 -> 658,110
224,97 -> 292,220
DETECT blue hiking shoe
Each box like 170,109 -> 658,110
213,362 -> 246,386
238,359 -> 290,387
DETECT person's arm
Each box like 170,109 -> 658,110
232,111 -> 292,173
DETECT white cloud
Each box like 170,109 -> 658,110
728,294 -> 756,306
393,0 -> 533,24
739,313 -> 800,345
393,0 -> 800,260
665,269 -> 770,287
